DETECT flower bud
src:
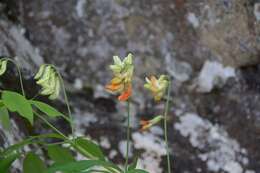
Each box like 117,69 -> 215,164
0,59 -> 8,76
34,65 -> 61,100
140,115 -> 164,131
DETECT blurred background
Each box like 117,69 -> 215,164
0,0 -> 260,172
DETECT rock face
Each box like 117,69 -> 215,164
0,0 -> 260,173
199,0 -> 259,67
0,16 -> 43,71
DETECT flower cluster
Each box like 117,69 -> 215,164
0,59 -> 8,76
105,53 -> 134,101
34,65 -> 61,100
144,75 -> 169,101
142,75 -> 169,130
106,54 -> 170,131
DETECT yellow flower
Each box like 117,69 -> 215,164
106,53 -> 134,101
144,75 -> 169,101
140,115 -> 163,131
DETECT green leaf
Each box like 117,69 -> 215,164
0,151 -> 20,173
0,107 -> 11,130
2,133 -> 66,157
126,169 -> 149,173
30,100 -> 62,118
44,160 -> 122,173
0,100 -> 4,107
72,137 -> 105,160
23,152 -> 46,173
2,91 -> 33,125
82,170 -> 111,173
47,145 -> 74,164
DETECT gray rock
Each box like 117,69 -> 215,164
199,0 -> 259,67
0,0 -> 259,172
0,17 -> 43,71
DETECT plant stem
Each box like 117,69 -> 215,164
124,100 -> 131,172
16,64 -> 25,96
30,141 -> 68,154
34,111 -> 68,140
56,71 -> 74,137
164,80 -> 172,173
5,58 -> 25,96
30,92 -> 40,100
83,170 -> 111,173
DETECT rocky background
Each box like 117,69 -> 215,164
0,0 -> 260,173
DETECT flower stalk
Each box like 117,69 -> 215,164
105,54 -> 134,172
0,58 -> 25,96
143,74 -> 172,172
34,111 -> 68,140
124,100 -> 131,172
164,79 -> 171,173
57,72 -> 75,137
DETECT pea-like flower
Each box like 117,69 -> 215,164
34,65 -> 61,100
144,75 -> 169,101
0,59 -> 8,76
105,53 -> 134,101
140,115 -> 163,131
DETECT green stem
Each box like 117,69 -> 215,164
28,141 -> 68,154
30,92 -> 40,100
55,68 -> 74,137
164,80 -> 172,173
16,63 -> 25,96
34,111 -> 68,140
83,170 -> 110,173
4,58 -> 25,96
124,100 -> 131,172
45,141 -> 67,146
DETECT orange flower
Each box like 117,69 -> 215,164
106,53 -> 134,101
140,115 -> 163,131
118,84 -> 132,101
106,81 -> 123,92
140,120 -> 151,131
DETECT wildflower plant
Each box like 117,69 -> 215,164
0,54 -> 173,173
105,53 -> 134,172
143,74 -> 172,173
